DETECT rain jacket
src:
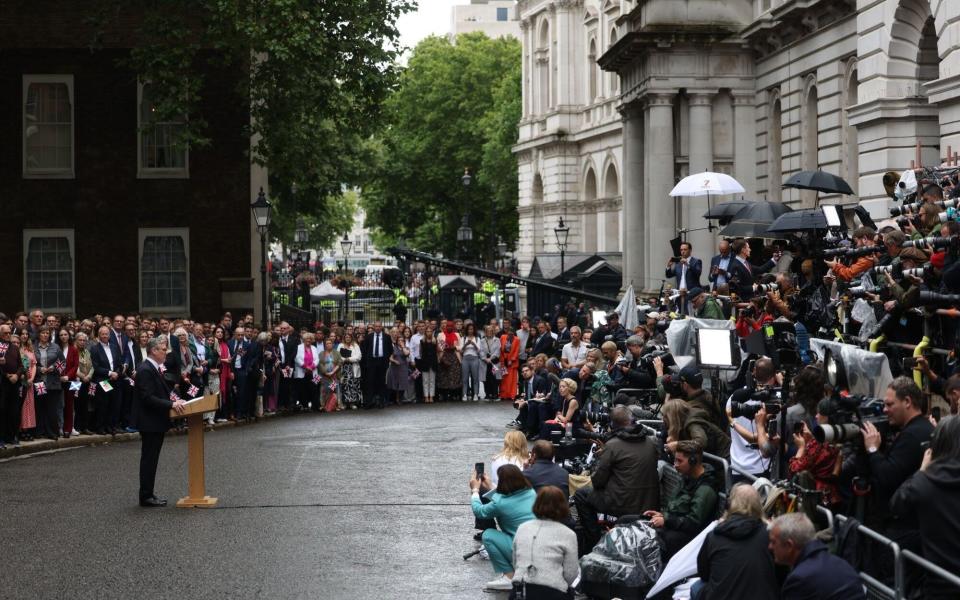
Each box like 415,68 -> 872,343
662,464 -> 718,537
696,515 -> 779,600
588,425 -> 659,516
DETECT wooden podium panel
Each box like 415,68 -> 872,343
171,393 -> 219,508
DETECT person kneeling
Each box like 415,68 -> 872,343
512,486 -> 579,599
471,464 -> 537,592
644,440 -> 718,559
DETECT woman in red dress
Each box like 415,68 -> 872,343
498,324 -> 520,401
215,326 -> 232,422
58,329 -> 79,437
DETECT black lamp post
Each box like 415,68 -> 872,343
294,217 -> 308,248
554,216 -> 570,283
251,187 -> 273,330
497,238 -> 508,271
340,233 -> 353,322
456,215 -> 473,262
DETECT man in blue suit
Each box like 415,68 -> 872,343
229,326 -> 255,420
665,241 -> 702,313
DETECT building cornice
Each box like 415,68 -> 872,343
742,0 -> 856,58
598,27 -> 743,73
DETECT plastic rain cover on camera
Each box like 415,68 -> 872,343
808,339 -> 893,397
666,318 -> 739,387
580,520 -> 663,588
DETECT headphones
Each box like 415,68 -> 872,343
687,453 -> 699,466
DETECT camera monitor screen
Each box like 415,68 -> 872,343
822,205 -> 843,228
697,328 -> 738,368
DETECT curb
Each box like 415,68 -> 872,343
0,412 -> 279,460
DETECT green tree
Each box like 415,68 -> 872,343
271,188 -> 359,254
362,32 -> 521,263
88,0 -> 413,239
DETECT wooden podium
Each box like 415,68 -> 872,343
170,393 -> 219,508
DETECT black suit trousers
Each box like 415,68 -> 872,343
139,431 -> 165,500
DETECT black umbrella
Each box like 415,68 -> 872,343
718,201 -> 793,238
703,200 -> 749,220
783,170 -> 855,195
766,209 -> 829,234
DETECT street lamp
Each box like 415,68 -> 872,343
462,167 -> 472,188
294,217 -> 308,246
497,238 -> 508,270
554,216 -> 570,282
340,233 -> 353,323
457,215 -> 473,262
251,187 -> 273,330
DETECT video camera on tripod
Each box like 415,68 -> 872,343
814,348 -> 890,444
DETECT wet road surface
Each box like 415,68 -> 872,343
0,402 -> 517,600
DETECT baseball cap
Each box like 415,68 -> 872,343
679,365 -> 703,387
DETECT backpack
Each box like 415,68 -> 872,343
686,414 -> 731,460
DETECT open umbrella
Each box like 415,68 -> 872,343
718,201 -> 792,238
766,208 -> 829,234
670,172 -> 745,197
703,200 -> 749,220
783,170 -> 854,196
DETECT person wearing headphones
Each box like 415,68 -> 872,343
644,440 -> 719,559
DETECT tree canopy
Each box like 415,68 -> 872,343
361,32 -> 522,263
90,0 -> 413,243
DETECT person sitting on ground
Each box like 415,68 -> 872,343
490,430 -> 528,487
470,464 -> 537,592
523,440 -> 570,497
694,484 -> 779,600
511,486 -> 579,600
769,512 -> 866,600
644,441 -> 718,559
573,405 -> 659,553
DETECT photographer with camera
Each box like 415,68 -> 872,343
644,440 -> 719,559
726,358 -> 780,482
688,288 -> 724,320
594,312 -> 629,348
572,405 -> 660,553
662,394 -> 731,460
727,239 -> 776,300
860,377 -> 934,535
824,226 -> 879,282
890,416 -> 960,600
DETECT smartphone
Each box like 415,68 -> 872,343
932,407 -> 942,423
793,421 -> 804,435
768,420 -> 779,437
902,357 -> 918,370
474,462 -> 484,481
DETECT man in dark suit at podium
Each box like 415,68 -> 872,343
135,336 -> 186,507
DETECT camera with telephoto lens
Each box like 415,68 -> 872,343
902,235 -> 958,250
660,374 -> 683,397
823,246 -> 853,258
730,388 -> 783,419
845,245 -> 886,259
754,283 -> 779,294
584,407 -> 611,426
917,290 -> 960,305
896,215 -> 922,231
813,394 -> 889,444
890,202 -> 922,217
846,283 -> 885,298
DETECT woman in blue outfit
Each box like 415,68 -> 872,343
471,464 -> 536,592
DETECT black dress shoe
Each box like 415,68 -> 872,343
139,497 -> 167,508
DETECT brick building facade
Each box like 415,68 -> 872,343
0,2 -> 256,320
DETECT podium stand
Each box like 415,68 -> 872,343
170,393 -> 219,508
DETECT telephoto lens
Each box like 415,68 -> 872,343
813,422 -> 862,444
902,266 -> 933,278
753,283 -> 779,293
890,202 -> 921,217
872,265 -> 894,274
918,290 -> 960,305
823,246 -> 851,258
902,235 -> 957,249
846,245 -> 885,259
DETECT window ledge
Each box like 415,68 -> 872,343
23,170 -> 75,180
137,169 -> 190,180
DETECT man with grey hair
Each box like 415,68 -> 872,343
769,513 -> 865,600
134,336 -> 186,507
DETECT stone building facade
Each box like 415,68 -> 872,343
515,0 -> 960,292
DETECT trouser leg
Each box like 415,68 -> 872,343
574,487 -> 603,553
481,529 -> 515,575
139,432 -> 165,501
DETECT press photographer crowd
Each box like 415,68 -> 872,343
466,168 -> 960,599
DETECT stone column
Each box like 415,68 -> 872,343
646,93 -> 676,291
731,91 -> 756,197
620,102 -> 644,291
687,92 -> 714,260
520,19 -> 530,118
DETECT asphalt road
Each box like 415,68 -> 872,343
0,402 -> 517,600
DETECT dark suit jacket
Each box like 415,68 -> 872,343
708,253 -> 734,286
110,329 -> 134,374
665,257 -> 703,289
279,335 -> 299,368
524,459 -> 570,497
90,342 -> 119,383
727,256 -> 775,299
530,333 -> 555,357
360,332 -> 391,370
133,360 -> 174,433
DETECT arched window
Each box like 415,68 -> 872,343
532,173 -> 544,252
768,90 -> 782,201
583,167 -> 598,252
842,61 -> 859,196
604,163 -> 619,197
588,38 -> 598,103
608,28 -> 619,96
802,78 -> 818,206
536,20 -> 551,114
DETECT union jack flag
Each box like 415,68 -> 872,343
54,359 -> 66,374
169,390 -> 180,403
158,364 -> 167,374
187,384 -> 199,397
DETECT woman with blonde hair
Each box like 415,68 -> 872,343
491,430 -> 529,486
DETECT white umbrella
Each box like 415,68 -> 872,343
669,172 -> 745,197
646,520 -> 718,598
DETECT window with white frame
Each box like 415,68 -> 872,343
23,75 -> 74,178
138,82 -> 188,177
23,229 -> 75,314
139,228 -> 190,314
